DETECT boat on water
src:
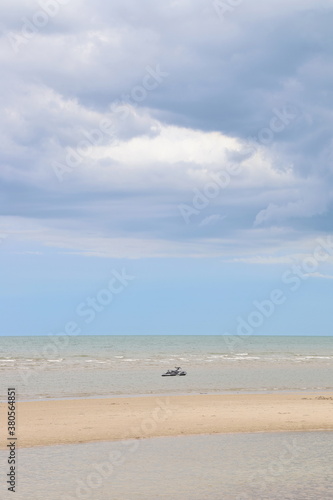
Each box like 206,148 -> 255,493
161,366 -> 187,377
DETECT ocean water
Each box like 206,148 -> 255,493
0,335 -> 332,400
0,431 -> 332,499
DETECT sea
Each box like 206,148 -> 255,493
0,432 -> 332,499
0,335 -> 332,401
1,335 -> 332,499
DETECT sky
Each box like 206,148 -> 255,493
0,0 -> 333,336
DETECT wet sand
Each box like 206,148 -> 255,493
1,393 -> 332,448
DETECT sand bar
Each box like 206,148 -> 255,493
1,393 -> 333,448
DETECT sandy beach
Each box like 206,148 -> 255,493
1,393 -> 332,449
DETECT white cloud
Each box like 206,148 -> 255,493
304,272 -> 333,280
1,0 -> 333,260
199,214 -> 225,227
254,182 -> 331,226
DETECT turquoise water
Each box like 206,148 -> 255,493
0,432 -> 332,499
0,336 -> 332,400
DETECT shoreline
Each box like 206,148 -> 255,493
1,388 -> 333,404
1,393 -> 332,449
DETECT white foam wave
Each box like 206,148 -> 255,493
302,356 -> 332,359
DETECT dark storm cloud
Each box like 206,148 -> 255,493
0,0 -> 332,257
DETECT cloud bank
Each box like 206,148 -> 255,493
1,0 -> 332,259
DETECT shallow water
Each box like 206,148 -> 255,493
0,336 -> 333,400
0,431 -> 332,499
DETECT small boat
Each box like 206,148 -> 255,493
161,366 -> 187,377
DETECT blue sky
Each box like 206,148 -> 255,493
0,0 -> 333,335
